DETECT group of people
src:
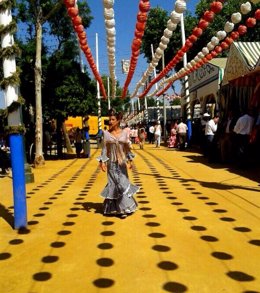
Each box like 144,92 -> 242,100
167,118 -> 188,150
73,126 -> 91,158
200,108 -> 260,165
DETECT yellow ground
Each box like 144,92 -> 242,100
0,144 -> 260,293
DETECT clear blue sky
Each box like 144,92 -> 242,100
85,0 -> 197,97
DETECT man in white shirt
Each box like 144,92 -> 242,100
204,114 -> 219,161
148,124 -> 155,144
177,119 -> 188,150
233,110 -> 255,164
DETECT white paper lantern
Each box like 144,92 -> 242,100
194,56 -> 201,62
198,52 -> 205,58
105,19 -> 115,28
216,30 -> 227,40
207,42 -> 215,50
167,20 -> 177,31
211,36 -> 219,46
161,36 -> 170,45
155,47 -> 163,56
163,28 -> 173,38
152,60 -> 158,67
224,22 -> 234,32
104,8 -> 114,19
231,12 -> 242,24
170,11 -> 182,24
107,47 -> 115,53
186,63 -> 192,69
159,42 -> 167,50
240,2 -> 252,14
175,0 -> 187,14
190,60 -> 196,66
103,0 -> 114,9
107,28 -> 115,37
202,47 -> 209,55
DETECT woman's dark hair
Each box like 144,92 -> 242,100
108,108 -> 123,120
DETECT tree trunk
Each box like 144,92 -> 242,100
34,13 -> 44,167
62,122 -> 74,154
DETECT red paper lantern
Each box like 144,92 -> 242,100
211,51 -> 218,58
230,31 -> 239,40
68,7 -> 78,18
135,29 -> 144,38
64,0 -> 75,8
203,11 -> 215,22
220,41 -> 229,50
78,31 -> 86,40
246,18 -> 256,28
188,34 -> 197,43
75,25 -> 84,34
215,46 -> 222,54
132,49 -> 140,57
177,50 -> 184,58
139,1 -> 150,13
192,27 -> 203,37
137,12 -> 147,23
198,19 -> 209,30
206,54 -> 213,60
72,16 -> 82,26
185,40 -> 193,48
79,39 -> 87,46
225,37 -> 234,46
136,21 -> 146,32
132,38 -> 142,51
255,9 -> 260,21
81,44 -> 88,51
210,2 -> 223,14
238,25 -> 247,36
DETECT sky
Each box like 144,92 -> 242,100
84,0 -> 197,98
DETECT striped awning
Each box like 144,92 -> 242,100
222,42 -> 260,85
234,42 -> 260,70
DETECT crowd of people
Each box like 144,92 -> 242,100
197,108 -> 260,166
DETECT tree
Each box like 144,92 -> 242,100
16,0 -> 93,166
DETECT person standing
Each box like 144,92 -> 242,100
98,108 -> 139,218
204,114 -> 219,161
74,128 -> 83,158
148,123 -> 155,144
233,109 -> 255,165
154,121 -> 162,147
177,118 -> 188,150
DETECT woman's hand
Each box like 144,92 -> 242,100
99,162 -> 107,172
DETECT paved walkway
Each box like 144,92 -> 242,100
0,145 -> 260,293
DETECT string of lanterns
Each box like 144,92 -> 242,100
130,0 -> 187,99
64,0 -> 107,98
103,0 -> 117,98
146,0 -> 259,98
138,0 -> 224,99
121,0 -> 151,99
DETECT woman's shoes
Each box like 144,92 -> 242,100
120,214 -> 127,219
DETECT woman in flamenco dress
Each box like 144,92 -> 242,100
97,109 -> 139,218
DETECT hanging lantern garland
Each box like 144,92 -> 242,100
0,0 -> 25,134
121,0 -> 151,99
103,0 -> 117,98
64,0 -> 107,98
155,2 -> 259,97
138,0 -> 224,99
130,0 -> 187,99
